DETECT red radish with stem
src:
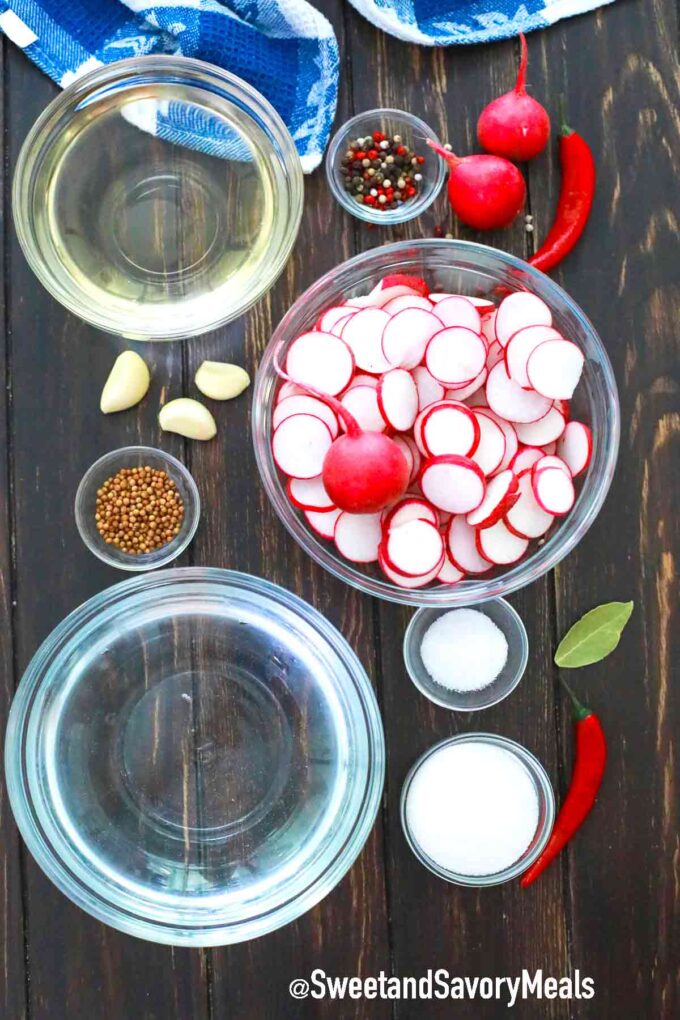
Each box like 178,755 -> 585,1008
428,140 -> 526,230
477,33 -> 550,162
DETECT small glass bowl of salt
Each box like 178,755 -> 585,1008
403,599 -> 528,711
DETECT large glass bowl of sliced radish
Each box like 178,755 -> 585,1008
253,240 -> 619,606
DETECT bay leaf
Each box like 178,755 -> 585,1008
555,601 -> 634,668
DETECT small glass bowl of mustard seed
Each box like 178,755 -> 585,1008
325,108 -> 446,225
75,446 -> 200,571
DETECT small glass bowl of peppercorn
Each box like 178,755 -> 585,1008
75,446 -> 200,571
325,108 -> 446,225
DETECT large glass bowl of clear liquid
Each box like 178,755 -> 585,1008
12,57 -> 303,340
5,569 -> 384,945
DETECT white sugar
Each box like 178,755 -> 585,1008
420,609 -> 508,692
406,742 -> 539,876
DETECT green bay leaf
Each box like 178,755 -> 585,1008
555,601 -> 634,668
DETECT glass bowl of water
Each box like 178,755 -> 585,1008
12,57 -> 303,340
4,568 -> 385,945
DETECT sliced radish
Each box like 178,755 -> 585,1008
432,296 -> 482,333
526,339 -> 585,400
318,304 -> 356,333
377,369 -> 418,431
445,365 -> 488,402
420,401 -> 480,458
425,327 -> 487,387
391,436 -> 415,482
381,308 -> 442,370
383,294 -> 432,314
481,310 -> 497,346
412,366 -> 446,410
402,434 -> 421,485
437,554 -> 466,584
384,497 -> 438,530
286,331 -> 354,396
515,404 -> 566,446
534,454 -> 571,476
272,413 -> 333,479
273,394 -> 339,437
495,292 -> 552,348
447,515 -> 493,574
509,445 -> 544,475
420,455 -> 486,514
481,408 -> 519,473
505,325 -> 563,388
469,409 -> 506,476
304,506 -> 341,539
468,297 -> 496,314
378,548 -> 443,589
384,518 -> 444,577
486,362 -> 552,423
467,470 -> 520,528
532,466 -> 575,515
288,475 -> 335,512
276,380 -> 306,403
329,312 -> 356,338
557,421 -> 592,477
334,511 -> 383,563
340,385 -> 387,433
486,340 -> 505,371
476,519 -> 529,564
341,308 -> 392,374
346,373 -> 379,390
504,471 -> 554,538
368,275 -> 428,306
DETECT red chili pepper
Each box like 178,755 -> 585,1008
520,682 -> 606,887
529,101 -> 595,274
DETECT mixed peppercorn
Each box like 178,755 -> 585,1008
339,130 -> 426,211
95,466 -> 184,555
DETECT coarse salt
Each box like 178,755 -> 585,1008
405,742 -> 539,876
420,608 -> 508,692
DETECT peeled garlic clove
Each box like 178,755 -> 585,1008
159,398 -> 217,441
100,351 -> 150,414
195,361 -> 250,401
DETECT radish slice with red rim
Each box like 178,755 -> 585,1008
425,327 -> 487,387
383,294 -> 433,314
329,312 -> 356,338
532,466 -> 575,515
318,304 -> 356,333
334,511 -> 383,563
445,365 -> 488,402
469,409 -> 506,476
381,308 -> 443,369
391,436 -> 415,482
384,518 -> 445,577
447,515 -> 493,574
340,385 -> 387,433
481,408 -> 519,474
420,400 -> 480,458
273,394 -> 339,437
509,445 -> 544,474
467,469 -> 520,528
272,413 -> 333,479
486,362 -> 553,423
533,454 -> 571,477
378,548 -> 443,588
347,373 -> 379,390
481,310 -> 498,346
384,497 -> 438,530
377,369 -> 419,432
285,331 -> 354,396
412,366 -> 446,410
437,554 -> 466,584
557,421 -> 592,476
515,404 -> 566,446
504,471 -> 554,538
526,338 -> 585,400
304,506 -> 341,538
420,455 -> 486,513
505,325 -> 563,388
476,519 -> 529,564
432,295 -> 482,333
288,475 -> 335,512
341,308 -> 392,373
276,380 -> 306,403
402,434 -> 422,484
486,341 -> 505,371
495,292 -> 552,348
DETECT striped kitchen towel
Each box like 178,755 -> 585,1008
0,0 -> 339,172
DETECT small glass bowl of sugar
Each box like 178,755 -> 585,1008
403,599 -> 528,711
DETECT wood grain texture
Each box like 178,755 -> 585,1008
0,0 -> 678,1015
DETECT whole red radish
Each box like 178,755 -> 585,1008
477,33 -> 550,162
428,140 -> 526,230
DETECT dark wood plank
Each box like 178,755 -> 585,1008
4,48 -> 209,1020
532,3 -> 680,1016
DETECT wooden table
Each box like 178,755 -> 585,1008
1,1 -> 678,1016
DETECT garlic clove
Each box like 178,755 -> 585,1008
195,361 -> 250,401
100,351 -> 151,414
159,398 -> 217,441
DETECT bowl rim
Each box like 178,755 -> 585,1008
324,107 -> 447,225
74,445 -> 201,571
400,732 -> 555,886
11,54 -> 304,341
4,567 -> 386,945
253,238 -> 621,607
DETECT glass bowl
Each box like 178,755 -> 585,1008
4,568 -> 385,945
325,108 -> 446,225
75,446 -> 201,571
403,599 -> 528,711
253,239 -> 620,606
12,56 -> 303,340
400,733 -> 555,887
